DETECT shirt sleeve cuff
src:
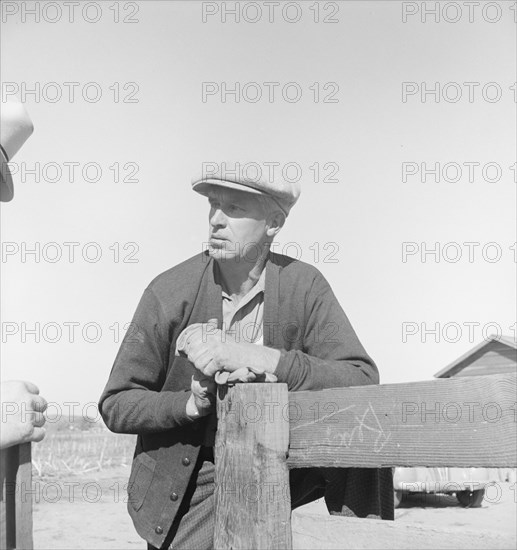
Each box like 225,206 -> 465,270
185,394 -> 201,419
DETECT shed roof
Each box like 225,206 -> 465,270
434,335 -> 517,378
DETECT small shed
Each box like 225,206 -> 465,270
434,335 -> 517,379
433,334 -> 517,483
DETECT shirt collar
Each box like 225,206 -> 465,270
216,263 -> 266,306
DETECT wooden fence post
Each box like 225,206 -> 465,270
0,443 -> 33,550
214,383 -> 292,550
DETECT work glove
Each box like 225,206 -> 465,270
176,319 -> 280,384
215,369 -> 277,386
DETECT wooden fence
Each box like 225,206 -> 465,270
0,443 -> 32,550
0,373 -> 515,549
214,373 -> 516,549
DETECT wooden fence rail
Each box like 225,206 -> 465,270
0,374 -> 515,549
214,373 -> 516,550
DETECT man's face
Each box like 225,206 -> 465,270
206,187 -> 269,262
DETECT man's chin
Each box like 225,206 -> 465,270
207,246 -> 237,262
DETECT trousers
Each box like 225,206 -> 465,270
149,450 -> 394,550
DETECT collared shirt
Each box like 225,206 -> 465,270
203,264 -> 266,447
215,264 -> 265,346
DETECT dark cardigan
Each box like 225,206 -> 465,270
99,251 -> 383,548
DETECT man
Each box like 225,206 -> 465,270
99,171 -> 393,550
1,98 -> 48,449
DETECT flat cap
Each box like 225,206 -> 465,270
192,163 -> 301,216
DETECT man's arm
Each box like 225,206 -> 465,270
183,271 -> 378,392
273,272 -> 379,391
99,288 -> 196,434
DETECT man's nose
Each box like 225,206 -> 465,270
210,208 -> 227,227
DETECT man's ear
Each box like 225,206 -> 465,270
266,211 -> 286,238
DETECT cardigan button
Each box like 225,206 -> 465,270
182,457 -> 191,466
170,492 -> 179,501
155,526 -> 163,535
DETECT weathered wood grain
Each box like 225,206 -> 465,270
287,374 -> 516,469
214,383 -> 292,550
0,443 -> 33,550
16,444 -> 33,550
0,448 -> 6,550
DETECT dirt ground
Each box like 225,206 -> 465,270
33,466 -> 516,550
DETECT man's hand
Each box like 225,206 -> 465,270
0,380 -> 47,449
176,318 -> 226,375
186,372 -> 216,419
205,341 -> 281,378
177,319 -> 281,383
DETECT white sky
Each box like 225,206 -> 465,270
1,1 -> 515,411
